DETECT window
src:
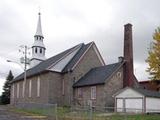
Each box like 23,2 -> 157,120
91,86 -> 96,99
37,77 -> 40,97
29,80 -> 32,97
35,48 -> 37,53
78,88 -> 83,98
117,72 -> 122,78
40,48 -> 42,53
22,81 -> 25,98
12,84 -> 15,98
62,79 -> 65,95
17,83 -> 19,98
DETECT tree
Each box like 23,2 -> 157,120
1,70 -> 14,104
146,27 -> 160,80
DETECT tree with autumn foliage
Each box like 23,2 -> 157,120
146,27 -> 160,80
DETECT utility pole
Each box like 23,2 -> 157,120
19,45 -> 30,98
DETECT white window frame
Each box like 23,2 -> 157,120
91,86 -> 96,100
17,83 -> 19,98
37,77 -> 40,97
12,84 -> 15,98
22,81 -> 25,98
78,88 -> 83,98
29,80 -> 32,97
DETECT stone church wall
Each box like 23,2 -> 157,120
62,44 -> 104,106
73,66 -> 124,107
10,73 -> 51,106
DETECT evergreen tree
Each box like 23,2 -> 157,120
1,70 -> 14,104
146,27 -> 160,80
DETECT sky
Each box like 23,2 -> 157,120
0,0 -> 160,95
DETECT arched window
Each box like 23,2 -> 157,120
35,48 -> 37,53
40,48 -> 42,53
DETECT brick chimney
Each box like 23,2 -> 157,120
123,23 -> 134,87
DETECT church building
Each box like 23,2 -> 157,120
10,13 -> 139,107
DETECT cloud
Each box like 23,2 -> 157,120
1,0 -> 160,94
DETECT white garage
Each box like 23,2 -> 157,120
113,87 -> 160,113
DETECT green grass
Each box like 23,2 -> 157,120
10,107 -> 160,120
108,114 -> 160,120
11,107 -> 55,116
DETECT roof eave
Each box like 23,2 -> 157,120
73,82 -> 105,88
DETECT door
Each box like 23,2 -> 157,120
116,98 -> 123,112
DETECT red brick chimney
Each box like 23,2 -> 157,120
123,23 -> 134,87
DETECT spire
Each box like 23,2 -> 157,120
31,12 -> 46,68
35,12 -> 43,37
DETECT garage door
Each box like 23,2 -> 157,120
125,98 -> 143,113
117,99 -> 123,112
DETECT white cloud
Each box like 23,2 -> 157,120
1,0 -> 160,94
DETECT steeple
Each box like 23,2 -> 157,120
30,12 -> 46,68
35,12 -> 43,37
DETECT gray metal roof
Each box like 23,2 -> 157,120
73,62 -> 123,87
13,42 -> 93,82
134,88 -> 160,98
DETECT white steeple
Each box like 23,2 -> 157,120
30,12 -> 46,68
35,12 -> 43,36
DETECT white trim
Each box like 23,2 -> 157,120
29,80 -> 32,97
92,43 -> 105,66
37,77 -> 40,97
17,83 -> 19,98
91,86 -> 96,99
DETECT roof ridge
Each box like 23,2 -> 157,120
93,62 -> 122,69
13,42 -> 85,82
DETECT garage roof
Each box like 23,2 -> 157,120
114,87 -> 160,98
134,88 -> 160,98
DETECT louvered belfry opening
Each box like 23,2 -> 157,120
123,23 -> 134,87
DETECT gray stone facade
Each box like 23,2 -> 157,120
10,44 -> 104,107
74,67 -> 124,107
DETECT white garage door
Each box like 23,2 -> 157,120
117,99 -> 123,112
125,98 -> 143,113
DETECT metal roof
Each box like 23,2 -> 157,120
13,42 -> 93,82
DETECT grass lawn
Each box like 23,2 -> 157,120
10,107 -> 160,120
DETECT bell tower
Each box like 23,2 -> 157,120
30,12 -> 46,67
